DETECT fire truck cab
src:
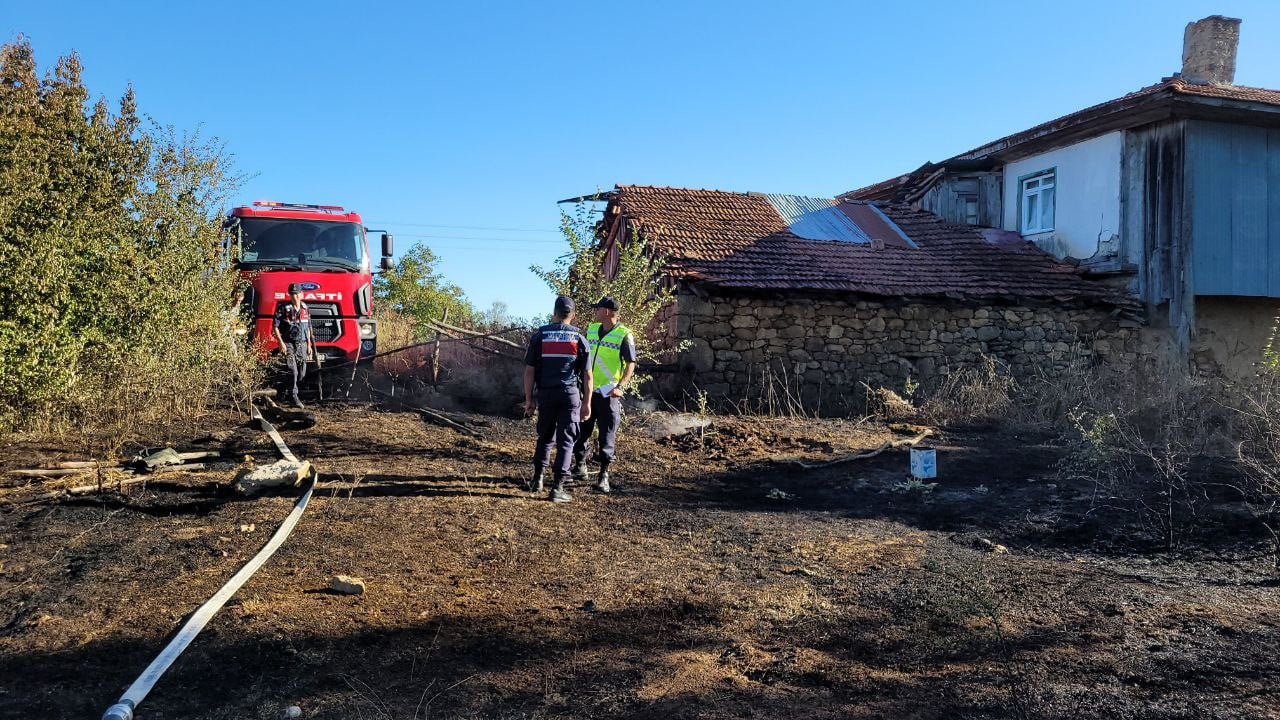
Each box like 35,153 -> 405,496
223,201 -> 393,364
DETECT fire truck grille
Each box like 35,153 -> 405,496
288,302 -> 342,343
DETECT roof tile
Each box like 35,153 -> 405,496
611,185 -> 1127,304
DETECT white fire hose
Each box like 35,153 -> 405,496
102,406 -> 312,720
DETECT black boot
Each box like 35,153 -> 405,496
549,477 -> 573,503
528,467 -> 545,493
594,470 -> 611,494
571,463 -> 588,483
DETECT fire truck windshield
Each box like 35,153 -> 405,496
237,218 -> 365,271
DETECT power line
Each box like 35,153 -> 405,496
368,220 -> 561,233
393,232 -> 565,244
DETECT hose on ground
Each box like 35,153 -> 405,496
101,406 -> 313,720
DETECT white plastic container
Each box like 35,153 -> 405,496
910,447 -> 937,479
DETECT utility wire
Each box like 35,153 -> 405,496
367,220 -> 560,233
392,233 -> 565,244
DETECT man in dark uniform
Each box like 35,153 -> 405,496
523,296 -> 592,502
272,283 -> 312,408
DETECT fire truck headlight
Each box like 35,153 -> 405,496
358,320 -> 377,339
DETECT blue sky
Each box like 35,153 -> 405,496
5,1 -> 1280,317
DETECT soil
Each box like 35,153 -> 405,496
1,403 -> 1278,719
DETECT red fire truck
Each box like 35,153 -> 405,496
223,201 -> 394,364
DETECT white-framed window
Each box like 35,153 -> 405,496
1020,170 -> 1055,234
959,195 -> 979,225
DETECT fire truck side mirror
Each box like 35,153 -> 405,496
381,233 -> 394,258
380,256 -> 394,271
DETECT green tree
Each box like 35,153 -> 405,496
530,202 -> 676,365
0,38 -> 256,434
374,242 -> 475,336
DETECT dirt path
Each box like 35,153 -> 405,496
1,406 -> 1277,719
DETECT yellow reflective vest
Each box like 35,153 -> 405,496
587,322 -> 631,394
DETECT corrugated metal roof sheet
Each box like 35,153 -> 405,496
840,202 -> 918,249
762,194 -> 870,244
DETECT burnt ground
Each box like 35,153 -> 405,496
1,404 -> 1278,720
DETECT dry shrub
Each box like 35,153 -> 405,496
1015,356 -> 1238,549
718,358 -> 825,418
863,385 -> 916,422
1230,374 -> 1280,570
915,354 -> 1016,426
371,307 -> 421,374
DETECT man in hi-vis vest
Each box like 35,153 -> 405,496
571,296 -> 637,493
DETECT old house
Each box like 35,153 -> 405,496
845,16 -> 1280,375
589,185 -> 1149,413
576,16 -> 1280,410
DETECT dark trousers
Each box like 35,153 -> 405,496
573,392 -> 622,471
533,388 -> 581,478
284,339 -> 308,400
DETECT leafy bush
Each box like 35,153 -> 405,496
530,202 -> 675,364
0,39 -> 259,435
374,243 -> 475,337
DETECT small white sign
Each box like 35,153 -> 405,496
910,448 -> 937,479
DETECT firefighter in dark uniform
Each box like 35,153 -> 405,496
571,296 -> 637,494
523,296 -> 592,502
273,283 -> 312,408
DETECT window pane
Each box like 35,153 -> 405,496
1024,194 -> 1039,230
1024,178 -> 1039,190
1041,187 -> 1055,229
1040,174 -> 1055,189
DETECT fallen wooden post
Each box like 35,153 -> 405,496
773,430 -> 932,471
367,387 -> 483,438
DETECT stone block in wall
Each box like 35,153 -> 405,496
788,348 -> 809,362
710,338 -> 731,350
758,327 -> 778,339
783,325 -> 805,338
682,337 -> 716,372
676,315 -> 691,335
730,314 -> 755,329
713,303 -> 734,317
732,328 -> 754,340
866,317 -> 886,332
704,383 -> 729,396
805,337 -> 824,352
694,322 -> 731,336
977,326 -> 1000,341
756,306 -> 783,318
679,295 -> 715,318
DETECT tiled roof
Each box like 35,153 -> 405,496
956,78 -> 1280,160
844,78 -> 1280,199
611,185 -> 1126,303
1169,78 -> 1280,105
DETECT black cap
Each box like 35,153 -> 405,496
593,296 -> 619,310
288,283 -> 304,295
553,296 -> 575,315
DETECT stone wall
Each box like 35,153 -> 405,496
670,291 -> 1166,414
1193,296 -> 1280,377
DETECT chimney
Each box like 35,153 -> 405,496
1182,15 -> 1241,85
